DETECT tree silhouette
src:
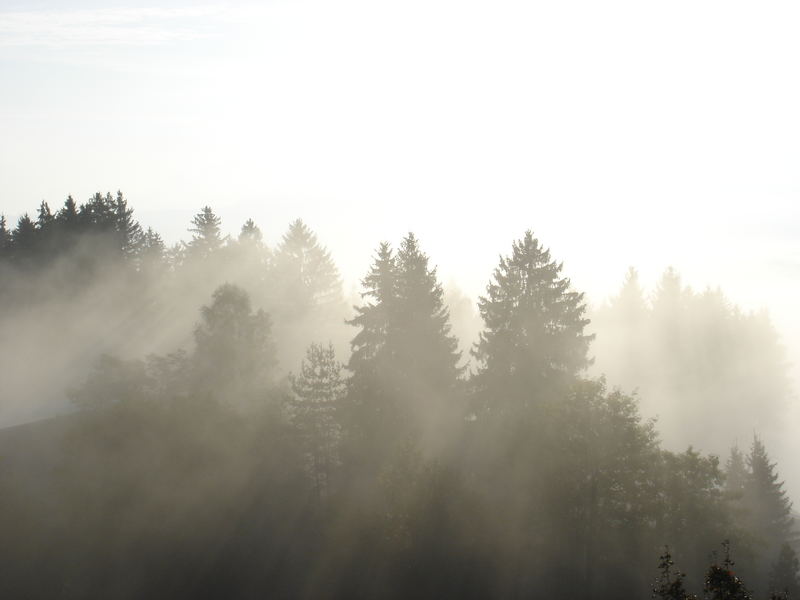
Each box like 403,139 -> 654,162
274,218 -> 341,313
192,283 -> 276,404
290,342 -> 345,499
186,205 -> 225,260
472,230 -> 593,413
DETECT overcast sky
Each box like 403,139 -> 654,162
2,0 -> 799,384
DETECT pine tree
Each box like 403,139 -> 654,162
653,547 -> 697,600
186,206 -> 225,260
36,201 -> 54,230
610,266 -> 648,322
57,195 -> 79,229
11,214 -> 37,261
291,342 -> 345,499
703,542 -> 753,600
725,446 -> 748,501
239,218 -> 263,245
472,230 -> 593,412
769,543 -> 800,599
744,436 -> 793,548
393,233 -> 463,406
80,192 -> 117,232
138,227 -> 166,270
345,235 -> 462,460
0,215 -> 10,257
113,190 -> 143,258
274,219 -> 342,313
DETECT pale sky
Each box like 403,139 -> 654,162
2,0 -> 799,382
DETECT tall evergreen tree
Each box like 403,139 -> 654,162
274,219 -> 342,313
137,227 -> 166,271
56,195 -> 79,229
744,436 -> 793,548
80,192 -> 117,232
186,206 -> 225,260
769,543 -> 800,599
346,241 -> 397,419
291,342 -> 345,499
345,235 -> 462,461
393,233 -> 463,423
472,230 -> 593,412
113,190 -> 143,258
239,218 -> 263,245
11,214 -> 37,261
0,215 -> 10,257
36,201 -> 54,230
725,446 -> 748,501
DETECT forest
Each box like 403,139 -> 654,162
0,192 -> 796,599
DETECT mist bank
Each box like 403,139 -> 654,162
0,193 -> 797,599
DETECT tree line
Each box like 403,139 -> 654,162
0,193 -> 796,599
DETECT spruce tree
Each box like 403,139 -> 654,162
239,218 -> 263,245
703,542 -> 752,600
11,214 -> 37,261
472,230 -> 592,412
744,436 -> 793,548
57,195 -> 79,229
347,241 -> 397,397
80,192 -> 117,232
186,206 -> 225,260
345,235 -> 462,460
113,190 -> 143,259
769,543 -> 800,599
393,233 -> 463,408
138,227 -> 167,271
0,215 -> 10,257
36,201 -> 54,230
291,342 -> 345,499
274,219 -> 341,312
725,446 -> 748,501
653,548 -> 696,600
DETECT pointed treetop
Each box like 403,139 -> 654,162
187,205 -> 225,258
239,218 -> 263,244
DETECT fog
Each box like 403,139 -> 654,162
3,1 -> 800,598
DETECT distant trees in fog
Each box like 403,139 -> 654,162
592,267 -> 790,455
0,193 -> 796,599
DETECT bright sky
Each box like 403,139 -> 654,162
2,0 -> 799,383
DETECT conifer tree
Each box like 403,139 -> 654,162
137,227 -> 166,271
393,233 -> 463,392
725,446 -> 748,501
291,342 -> 345,499
11,214 -> 37,260
274,219 -> 342,312
57,195 -> 79,229
744,437 -> 793,548
472,230 -> 592,412
80,192 -> 117,232
345,235 -> 462,461
769,543 -> 800,599
0,215 -> 10,257
239,218 -> 263,245
703,542 -> 752,600
347,241 -> 397,399
36,201 -> 54,230
615,266 -> 648,317
186,206 -> 225,259
653,548 -> 697,600
113,190 -> 143,258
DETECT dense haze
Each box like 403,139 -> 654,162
2,1 -> 800,598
